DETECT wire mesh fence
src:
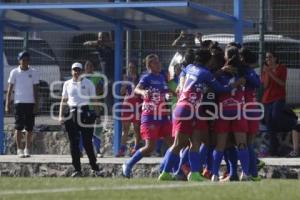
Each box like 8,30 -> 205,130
2,0 -> 300,116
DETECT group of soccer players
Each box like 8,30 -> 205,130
121,40 -> 263,182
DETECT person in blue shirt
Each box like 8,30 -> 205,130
212,46 -> 250,182
159,48 -> 244,181
240,47 -> 262,181
122,54 -> 173,178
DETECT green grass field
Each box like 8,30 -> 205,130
1,178 -> 300,200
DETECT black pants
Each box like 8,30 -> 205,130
264,99 -> 285,156
64,107 -> 99,172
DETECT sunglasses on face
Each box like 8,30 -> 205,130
72,68 -> 82,72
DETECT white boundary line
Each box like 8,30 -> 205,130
0,182 -> 240,196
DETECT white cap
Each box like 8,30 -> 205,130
71,62 -> 83,70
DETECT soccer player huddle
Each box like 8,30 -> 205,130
122,40 -> 263,182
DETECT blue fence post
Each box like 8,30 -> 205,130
0,10 -> 5,154
234,0 -> 243,44
113,21 -> 123,156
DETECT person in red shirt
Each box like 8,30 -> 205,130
261,51 -> 287,156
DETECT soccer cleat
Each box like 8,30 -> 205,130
71,171 -> 82,178
250,176 -> 262,181
158,172 -> 175,181
211,175 -> 219,182
187,172 -> 204,182
219,174 -> 239,182
257,159 -> 265,171
239,173 -> 250,181
122,163 -> 131,178
24,148 -> 31,157
202,168 -> 212,179
220,175 -> 231,182
219,171 -> 229,180
17,149 -> 25,158
181,163 -> 191,177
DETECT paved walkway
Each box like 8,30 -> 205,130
0,155 -> 161,164
5,116 -> 59,126
1,155 -> 300,166
5,116 -> 114,126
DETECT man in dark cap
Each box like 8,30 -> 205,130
5,51 -> 39,158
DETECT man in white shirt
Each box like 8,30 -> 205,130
59,62 -> 101,177
5,51 -> 39,158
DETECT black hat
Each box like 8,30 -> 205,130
17,51 -> 30,60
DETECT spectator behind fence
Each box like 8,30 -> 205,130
289,123 -> 300,157
273,106 -> 299,157
79,60 -> 104,158
5,51 -> 39,158
59,62 -> 101,177
167,63 -> 181,110
116,61 -> 142,157
83,32 -> 114,114
261,51 -> 287,156
172,30 -> 195,49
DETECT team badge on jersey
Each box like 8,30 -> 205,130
149,124 -> 156,130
